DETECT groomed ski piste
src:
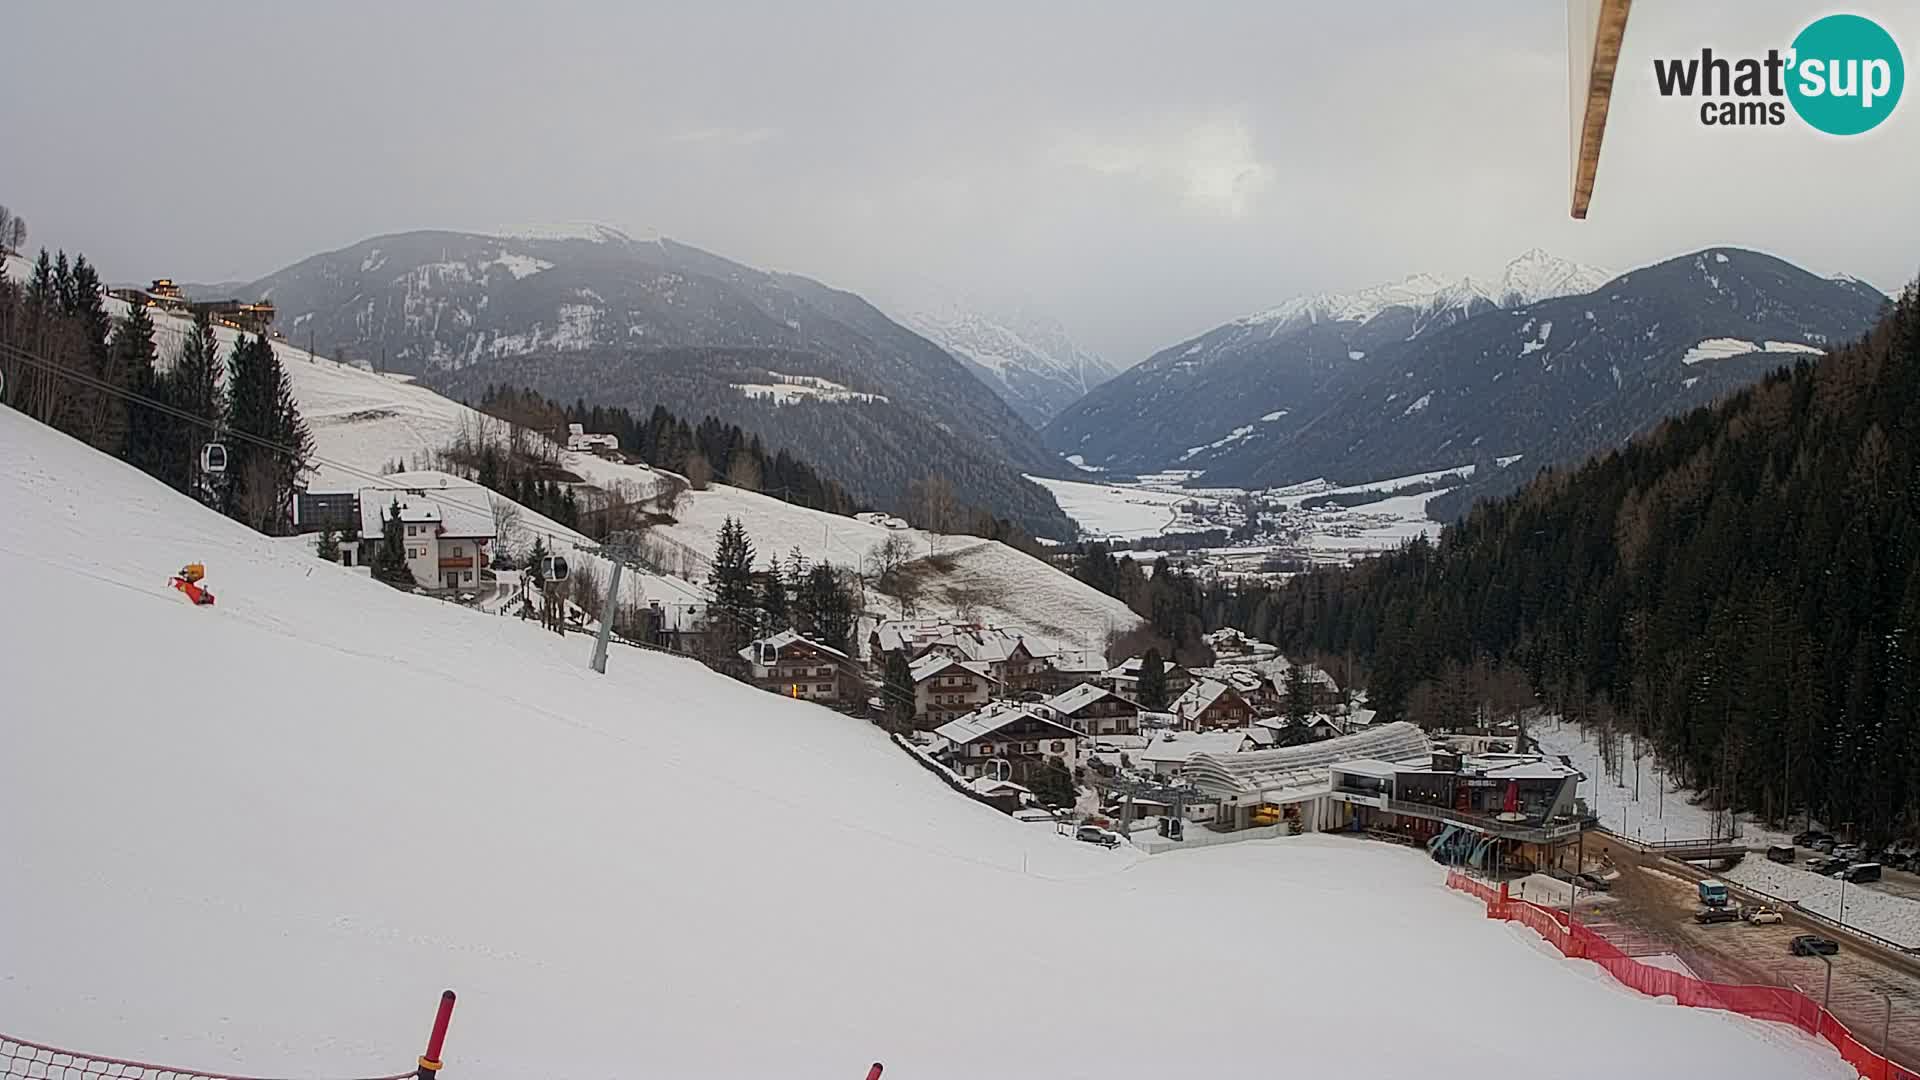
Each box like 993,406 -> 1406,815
0,407 -> 1855,1079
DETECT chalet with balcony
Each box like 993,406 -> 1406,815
934,702 -> 1082,783
1171,679 -> 1254,731
738,629 -> 848,703
1042,683 -> 1140,737
911,654 -> 998,730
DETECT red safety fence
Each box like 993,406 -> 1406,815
1446,871 -> 1920,1080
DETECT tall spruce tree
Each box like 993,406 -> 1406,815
709,516 -> 759,649
805,563 -> 856,656
167,308 -> 223,505
221,334 -> 311,533
112,305 -> 165,475
1137,649 -> 1169,710
885,649 -> 916,733
1285,665 -> 1315,726
371,499 -> 413,587
759,559 -> 791,634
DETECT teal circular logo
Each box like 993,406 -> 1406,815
1787,14 -> 1904,135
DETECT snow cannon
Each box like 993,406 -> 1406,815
169,563 -> 216,606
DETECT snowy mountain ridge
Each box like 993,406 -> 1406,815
876,285 -> 1118,427
1240,249 -> 1610,337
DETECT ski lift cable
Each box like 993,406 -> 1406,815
0,340 -> 599,540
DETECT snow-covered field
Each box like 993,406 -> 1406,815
1530,718 -> 1792,847
1026,474 -> 1222,540
1032,465 -> 1477,559
1723,860 -> 1920,948
0,409 -> 1853,1080
649,472 -> 1142,649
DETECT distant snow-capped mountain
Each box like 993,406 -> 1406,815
874,285 -> 1118,427
1045,248 -> 1885,513
1045,250 -> 1611,472
242,226 -> 1076,535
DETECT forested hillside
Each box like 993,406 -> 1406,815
432,348 -> 1074,539
1256,280 -> 1920,841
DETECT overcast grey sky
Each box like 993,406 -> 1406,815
4,1 -> 1915,365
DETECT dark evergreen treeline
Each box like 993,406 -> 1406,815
1244,282 -> 1920,840
474,383 -> 1050,557
429,348 -> 1079,540
1069,543 -> 1218,664
475,383 -> 858,516
0,248 -> 311,533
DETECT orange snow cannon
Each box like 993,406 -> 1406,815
169,564 -> 216,606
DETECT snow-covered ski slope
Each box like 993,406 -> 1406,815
0,409 -> 1851,1080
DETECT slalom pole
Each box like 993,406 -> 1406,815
418,990 -> 457,1080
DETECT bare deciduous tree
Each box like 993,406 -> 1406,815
0,205 -> 25,255
685,452 -> 713,491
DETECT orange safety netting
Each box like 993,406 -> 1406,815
1447,870 -> 1920,1080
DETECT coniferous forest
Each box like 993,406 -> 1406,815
0,248 -> 312,533
1238,281 -> 1920,840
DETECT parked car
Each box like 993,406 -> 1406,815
1696,907 -> 1743,924
1074,824 -> 1121,848
1808,856 -> 1845,875
1814,838 -> 1839,854
1794,830 -> 1833,847
1766,844 -> 1796,864
1840,862 -> 1883,883
1745,907 -> 1785,925
1834,844 -> 1865,861
1573,872 -> 1612,892
1791,934 -> 1841,956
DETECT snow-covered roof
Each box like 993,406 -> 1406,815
356,476 -> 498,540
1139,730 -> 1254,764
1172,679 -> 1244,720
1045,682 -> 1131,717
737,628 -> 850,664
1183,722 -> 1432,796
1331,758 -> 1405,779
934,703 -> 1078,744
1049,649 -> 1105,674
875,620 -> 1050,664
1107,654 -> 1181,679
910,654 -> 996,685
965,775 -> 1031,797
1253,656 -> 1340,693
1187,666 -> 1272,694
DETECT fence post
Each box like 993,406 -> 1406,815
418,990 -> 457,1080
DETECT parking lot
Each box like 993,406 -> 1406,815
1577,846 -> 1920,1068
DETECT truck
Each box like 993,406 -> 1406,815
1698,880 -> 1730,907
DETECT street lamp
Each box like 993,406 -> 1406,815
1819,952 -> 1833,1021
1884,991 -> 1894,1068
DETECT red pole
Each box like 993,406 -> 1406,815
418,990 -> 456,1080
865,1064 -> 884,1080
